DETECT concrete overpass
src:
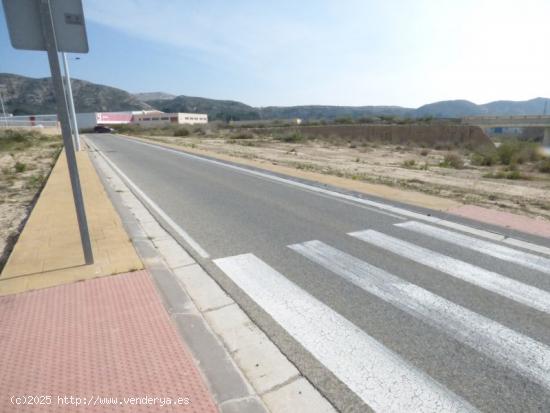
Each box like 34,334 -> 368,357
463,115 -> 550,145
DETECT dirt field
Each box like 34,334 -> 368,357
0,130 -> 62,270
132,126 -> 550,221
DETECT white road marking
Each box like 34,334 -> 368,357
214,253 -> 477,413
86,138 -> 210,258
349,230 -> 550,314
290,240 -> 550,392
113,134 -> 550,256
502,237 -> 550,257
396,221 -> 550,274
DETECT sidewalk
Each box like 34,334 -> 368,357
0,150 -> 142,295
0,270 -> 217,412
0,149 -> 218,412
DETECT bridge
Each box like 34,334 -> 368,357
463,115 -> 550,145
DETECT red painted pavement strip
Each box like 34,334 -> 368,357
0,271 -> 218,413
448,204 -> 550,238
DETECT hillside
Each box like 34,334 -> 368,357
0,73 -> 150,115
133,92 -> 175,101
3,73 -> 550,120
147,95 -> 261,122
414,100 -> 485,118
147,95 -> 550,121
147,96 -> 412,122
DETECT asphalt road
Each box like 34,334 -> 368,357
89,133 -> 550,413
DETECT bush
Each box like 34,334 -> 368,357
278,132 -> 305,143
537,158 -> 550,173
420,149 -> 429,156
470,151 -> 496,166
232,132 -> 254,139
334,117 -> 354,124
496,140 -> 542,165
440,152 -> 464,169
402,159 -> 416,168
14,162 -> 27,173
173,127 -> 189,137
483,170 -> 525,180
0,129 -> 36,152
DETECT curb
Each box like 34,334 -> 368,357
86,137 -> 337,413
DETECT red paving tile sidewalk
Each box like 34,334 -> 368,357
448,204 -> 550,238
0,270 -> 218,413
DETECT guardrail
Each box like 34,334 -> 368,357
0,120 -> 60,128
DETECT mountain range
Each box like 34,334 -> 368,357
2,73 -> 550,121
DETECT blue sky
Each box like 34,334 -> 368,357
2,0 -> 550,108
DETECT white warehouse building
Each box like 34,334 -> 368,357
131,111 -> 208,127
1,111 -> 208,131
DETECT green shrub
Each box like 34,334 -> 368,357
14,161 -> 27,173
232,132 -> 254,139
483,170 -> 526,180
420,149 -> 429,156
173,127 -> 189,137
334,117 -> 354,124
278,132 -> 305,143
495,140 -> 542,165
402,159 -> 416,168
537,158 -> 550,173
25,173 -> 45,189
0,129 -> 36,152
440,152 -> 464,169
470,151 -> 496,166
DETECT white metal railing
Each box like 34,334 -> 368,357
0,119 -> 59,128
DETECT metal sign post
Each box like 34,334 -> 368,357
2,0 -> 93,264
39,0 -> 92,264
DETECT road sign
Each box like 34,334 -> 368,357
2,0 -> 93,264
2,0 -> 88,53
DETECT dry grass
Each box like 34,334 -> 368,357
0,129 -> 62,270
134,127 -> 550,220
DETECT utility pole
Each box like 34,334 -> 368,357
0,86 -> 7,127
62,52 -> 80,151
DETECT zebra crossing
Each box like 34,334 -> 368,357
213,220 -> 550,413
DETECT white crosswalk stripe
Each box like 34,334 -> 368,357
349,229 -> 550,314
396,221 -> 550,274
289,240 -> 550,392
214,253 -> 478,413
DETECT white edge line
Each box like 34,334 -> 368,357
86,137 -> 210,259
115,134 -> 549,255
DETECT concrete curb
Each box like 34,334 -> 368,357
86,137 -> 337,413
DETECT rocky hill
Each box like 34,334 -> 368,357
133,92 -> 175,102
0,73 -> 150,115
3,73 -> 550,121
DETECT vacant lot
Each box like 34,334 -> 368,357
0,129 -> 62,270
127,123 -> 550,221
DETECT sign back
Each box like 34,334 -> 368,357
2,0 -> 88,53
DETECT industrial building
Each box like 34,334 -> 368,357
0,110 -> 208,130
131,111 -> 208,127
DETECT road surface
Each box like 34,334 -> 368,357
88,133 -> 550,413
